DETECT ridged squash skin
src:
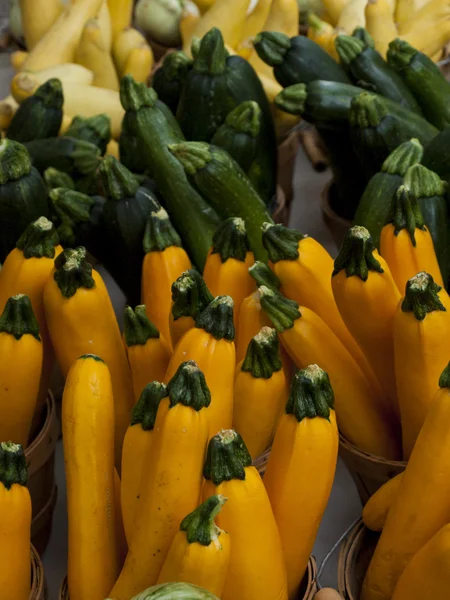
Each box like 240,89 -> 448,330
0,443 -> 32,600
362,472 -> 403,532
264,366 -> 339,597
43,248 -> 134,468
111,362 -> 211,599
362,373 -> 450,600
393,272 -> 450,458
63,355 -> 120,600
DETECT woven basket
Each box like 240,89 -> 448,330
339,435 -> 406,506
31,544 -> 48,600
337,520 -> 378,600
254,446 -> 271,477
27,393 -> 58,553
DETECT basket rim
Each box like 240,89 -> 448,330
26,392 -> 58,475
339,434 -> 407,469
31,543 -> 46,599
337,519 -> 365,600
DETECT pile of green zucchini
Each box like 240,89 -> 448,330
0,27 -> 279,303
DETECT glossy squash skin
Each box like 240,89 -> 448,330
141,207 -> 192,351
43,247 -> 134,468
123,305 -> 171,402
393,272 -> 450,458
264,365 -> 339,597
202,430 -> 288,600
164,296 -> 236,437
0,442 -> 31,600
332,226 -> 401,419
260,286 -> 401,460
362,365 -> 450,600
111,361 -> 211,599
63,355 -> 120,600
0,295 -> 43,447
157,495 -> 231,597
362,472 -> 403,532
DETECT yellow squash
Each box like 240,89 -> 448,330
112,27 -> 148,76
141,207 -> 192,352
364,0 -> 398,57
264,365 -> 339,597
332,226 -> 401,418
307,14 -> 339,61
0,442 -> 31,600
165,296 -> 236,437
233,327 -> 288,459
10,51 -> 29,71
169,269 -> 214,350
322,0 -> 350,24
75,19 -> 119,91
262,223 -> 382,397
0,295 -> 43,448
158,495 -> 231,597
394,271 -> 450,458
380,185 -> 444,292
259,286 -> 401,459
19,0 -> 63,50
362,363 -> 450,600
123,305 -> 171,402
97,0 -> 113,50
43,247 -> 134,468
111,361 -> 211,599
63,355 -> 120,600
238,0 -> 273,54
190,0 -> 250,49
121,382 -> 167,544
122,44 -> 154,82
203,430 -> 288,600
362,472 -> 403,532
0,217 -> 62,408
113,468 -> 128,566
107,0 -> 133,41
203,218 -> 255,330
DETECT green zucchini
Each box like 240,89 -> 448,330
335,36 -> 423,114
169,141 -> 273,261
352,27 -> 375,48
387,39 -> 450,129
44,167 -> 75,190
129,582 -> 219,600
0,139 -> 49,261
253,31 -> 351,87
120,76 -> 220,270
24,137 -> 101,176
404,164 -> 450,283
98,155 -> 161,304
64,114 -> 111,155
7,78 -> 63,143
353,138 -> 424,247
74,170 -> 101,196
350,92 -> 437,177
152,50 -> 193,115
422,127 -> 450,181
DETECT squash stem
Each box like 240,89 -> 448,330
387,39 -> 417,69
225,101 -> 261,138
335,35 -> 365,65
404,164 -> 447,199
0,138 -> 31,183
253,31 -> 291,67
99,155 -> 139,201
381,138 -> 423,176
124,305 -> 160,346
131,382 -> 167,430
143,207 -> 182,253
120,75 -> 158,112
259,285 -> 301,332
211,217 -> 251,263
439,362 -> 450,388
203,429 -> 252,485
171,269 -> 213,322
286,365 -> 334,422
249,261 -> 280,290
168,141 -> 212,175
0,442 -> 28,490
53,247 -> 96,298
262,222 -> 306,262
274,84 -> 307,116
33,78 -> 63,109
391,185 -> 426,246
401,271 -> 446,321
0,294 -> 40,341
16,216 -> 59,259
44,167 -> 75,190
166,360 -> 211,411
350,92 -> 387,129
162,51 -> 192,81
333,225 -> 384,281
195,295 -> 235,341
242,326 -> 282,378
65,114 -> 111,153
352,27 -> 375,48
194,27 -> 227,75
180,495 -> 227,546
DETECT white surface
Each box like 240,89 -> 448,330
41,147 -> 363,598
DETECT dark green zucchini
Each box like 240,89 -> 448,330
350,92 -> 437,177
422,126 -> 450,181
169,141 -> 273,261
352,27 -> 375,48
335,36 -> 423,114
120,76 -> 220,270
253,31 -> 351,87
151,50 -> 193,115
24,137 -> 101,176
64,114 -> 111,155
353,138 -> 424,247
387,38 -> 450,129
7,78 -> 63,143
0,139 -> 49,261
404,164 -> 450,283
98,155 -> 161,304
44,167 -> 75,190
74,170 -> 101,196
